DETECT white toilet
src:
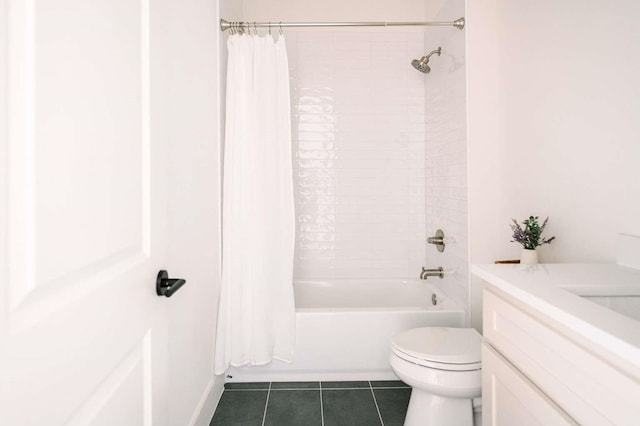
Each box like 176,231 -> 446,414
389,327 -> 482,426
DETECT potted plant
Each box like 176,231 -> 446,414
510,216 -> 556,264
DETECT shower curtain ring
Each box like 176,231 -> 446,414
279,21 -> 283,35
268,22 -> 272,35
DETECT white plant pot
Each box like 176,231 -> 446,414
520,248 -> 538,265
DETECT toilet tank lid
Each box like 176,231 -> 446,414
391,327 -> 482,365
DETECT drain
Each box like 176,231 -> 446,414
431,293 -> 438,306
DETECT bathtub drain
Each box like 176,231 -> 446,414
431,293 -> 438,306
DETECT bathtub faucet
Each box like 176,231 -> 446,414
420,267 -> 444,280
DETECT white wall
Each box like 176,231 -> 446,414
499,1 -> 640,263
467,0 -> 640,328
162,0 -> 225,423
242,0 -> 424,22
470,0 -> 640,264
190,0 -> 242,422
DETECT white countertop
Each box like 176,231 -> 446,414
472,263 -> 640,373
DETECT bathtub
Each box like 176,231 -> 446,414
226,279 -> 465,382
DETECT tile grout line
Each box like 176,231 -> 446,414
369,381 -> 385,426
261,382 -> 272,426
319,381 -> 325,426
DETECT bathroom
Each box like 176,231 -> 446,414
1,0 -> 639,425
218,1 -> 638,424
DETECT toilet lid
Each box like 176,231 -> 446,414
391,327 -> 482,367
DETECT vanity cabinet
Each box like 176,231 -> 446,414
482,286 -> 640,425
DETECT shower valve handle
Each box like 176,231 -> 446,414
427,229 -> 445,252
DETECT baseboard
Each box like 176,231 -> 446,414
190,375 -> 225,426
225,369 -> 400,383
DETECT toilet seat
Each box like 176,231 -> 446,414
391,346 -> 481,371
391,327 -> 482,372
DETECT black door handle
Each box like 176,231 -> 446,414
156,270 -> 186,297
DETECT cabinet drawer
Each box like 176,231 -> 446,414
482,342 -> 576,425
483,288 -> 640,425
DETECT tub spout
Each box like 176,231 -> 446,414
420,267 -> 444,280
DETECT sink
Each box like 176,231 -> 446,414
580,295 -> 640,322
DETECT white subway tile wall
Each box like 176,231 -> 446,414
424,0 -> 469,313
287,31 -> 427,279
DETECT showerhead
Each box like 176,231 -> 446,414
411,58 -> 431,74
411,46 -> 442,74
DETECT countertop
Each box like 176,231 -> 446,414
472,263 -> 640,373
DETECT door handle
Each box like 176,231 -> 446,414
156,270 -> 186,297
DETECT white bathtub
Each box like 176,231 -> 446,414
226,279 -> 465,382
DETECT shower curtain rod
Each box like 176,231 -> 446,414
219,17 -> 465,32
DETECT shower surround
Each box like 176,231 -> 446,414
286,25 -> 469,315
424,0 -> 469,317
287,31 -> 428,280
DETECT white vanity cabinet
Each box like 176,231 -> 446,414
477,268 -> 640,426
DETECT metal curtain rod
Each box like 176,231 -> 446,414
219,17 -> 465,32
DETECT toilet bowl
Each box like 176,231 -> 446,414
389,327 -> 482,426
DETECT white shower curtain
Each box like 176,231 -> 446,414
215,34 -> 296,374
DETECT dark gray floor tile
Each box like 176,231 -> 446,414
321,381 -> 369,389
264,390 -> 322,426
210,390 -> 268,426
224,382 -> 270,390
373,388 -> 411,426
271,381 -> 320,389
370,380 -> 410,388
322,389 -> 382,426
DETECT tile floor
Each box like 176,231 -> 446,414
210,381 -> 411,426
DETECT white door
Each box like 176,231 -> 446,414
1,1 -> 173,424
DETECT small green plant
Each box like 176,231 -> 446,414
510,216 -> 555,250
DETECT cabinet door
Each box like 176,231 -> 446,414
482,342 -> 577,426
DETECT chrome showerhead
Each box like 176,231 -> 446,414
411,46 -> 442,74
